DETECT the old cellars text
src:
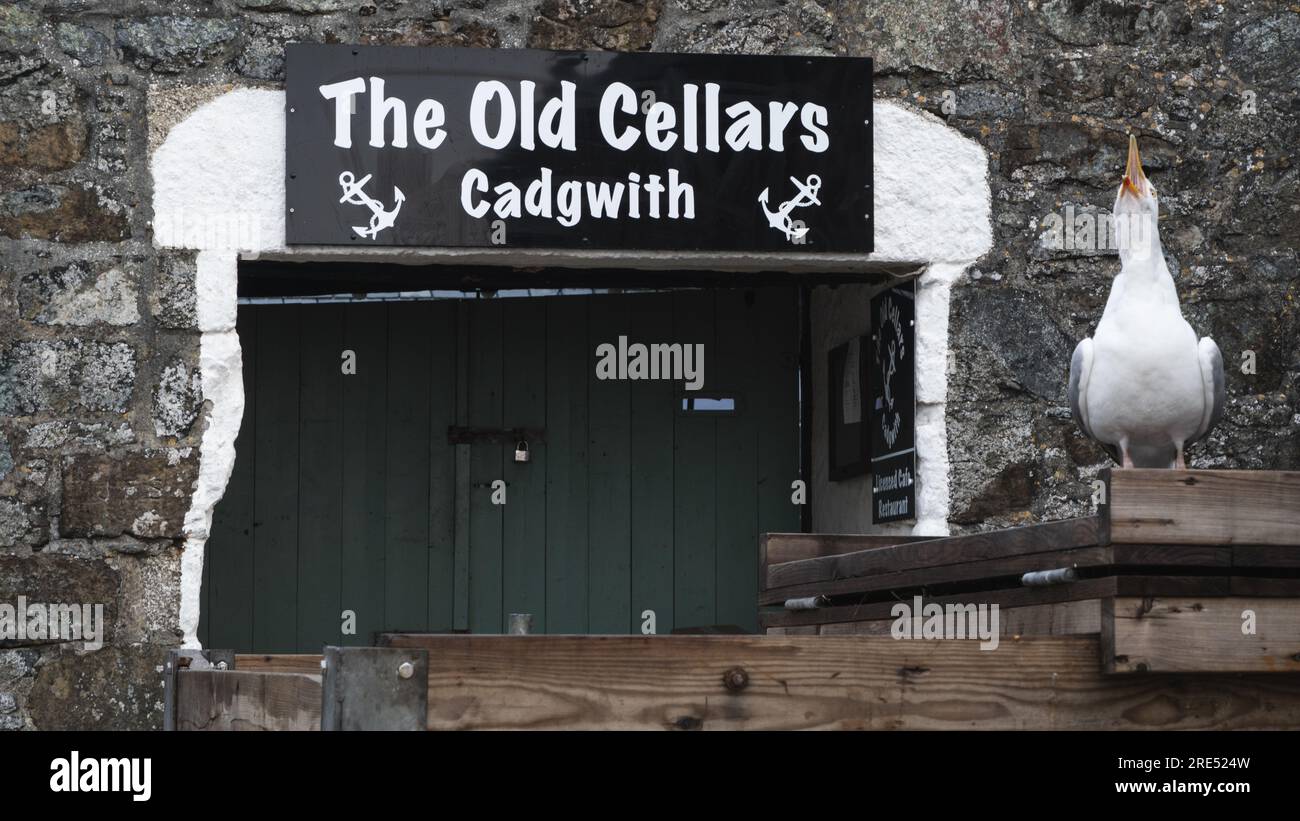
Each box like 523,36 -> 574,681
318,77 -> 832,226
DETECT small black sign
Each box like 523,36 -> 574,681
870,283 -> 915,523
285,44 -> 872,252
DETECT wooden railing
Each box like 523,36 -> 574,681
168,469 -> 1300,730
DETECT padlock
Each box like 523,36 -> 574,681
514,440 -> 530,463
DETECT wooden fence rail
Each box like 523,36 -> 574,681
169,635 -> 1300,730
380,634 -> 1300,731
173,670 -> 321,731
170,471 -> 1300,730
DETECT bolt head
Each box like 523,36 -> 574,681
398,661 -> 415,679
723,667 -> 749,692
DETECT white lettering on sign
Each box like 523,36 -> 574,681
461,167 -> 694,228
314,75 -> 835,230
318,77 -> 365,148
600,82 -> 640,151
368,77 -> 407,148
470,80 -> 516,149
319,77 -> 831,156
412,98 -> 446,149
801,103 -> 829,151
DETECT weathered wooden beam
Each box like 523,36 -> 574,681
174,670 -> 322,731
758,545 -> 1112,606
1103,597 -> 1300,674
760,577 -> 1121,629
762,533 -> 927,568
382,633 -> 1300,730
1111,543 -> 1233,567
234,654 -> 324,674
1235,544 -> 1300,569
757,576 -> 1271,630
1105,469 -> 1300,546
764,517 -> 1104,591
816,599 -> 1103,638
761,544 -> 1241,607
1230,577 -> 1300,596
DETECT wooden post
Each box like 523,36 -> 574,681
1103,597 -> 1300,674
162,649 -> 235,731
1105,469 -> 1300,546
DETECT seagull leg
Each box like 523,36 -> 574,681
1174,443 -> 1186,470
1120,441 -> 1134,469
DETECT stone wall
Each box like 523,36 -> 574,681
0,1 -> 1296,728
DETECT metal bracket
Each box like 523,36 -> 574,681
162,648 -> 237,731
447,426 -> 546,445
320,646 -> 428,731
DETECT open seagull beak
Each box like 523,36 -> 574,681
1120,134 -> 1147,199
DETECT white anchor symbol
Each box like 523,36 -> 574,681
758,174 -> 822,241
338,171 -> 405,240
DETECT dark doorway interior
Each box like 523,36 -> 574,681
198,283 -> 801,652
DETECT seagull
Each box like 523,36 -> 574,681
1068,135 -> 1225,468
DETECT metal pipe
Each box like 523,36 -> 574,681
1021,566 -> 1078,587
784,595 -> 830,610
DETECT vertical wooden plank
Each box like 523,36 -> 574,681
587,295 -> 632,634
385,302 -> 432,631
545,297 -> 589,633
753,287 -> 801,541
673,290 -> 717,630
502,299 -> 547,632
206,306 -> 258,651
629,293 -> 675,635
468,299 -> 504,634
453,444 -> 470,630
452,303 -> 471,631
340,303 -> 387,645
252,305 -> 300,652
427,301 -> 458,631
296,304 -> 344,651
714,289 -> 759,632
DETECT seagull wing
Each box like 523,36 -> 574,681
1190,336 -> 1226,444
1069,338 -> 1121,464
1069,338 -> 1095,438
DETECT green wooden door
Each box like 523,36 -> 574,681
199,288 -> 799,651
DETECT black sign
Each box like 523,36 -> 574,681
285,44 -> 872,252
827,336 -> 869,481
870,283 -> 915,524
